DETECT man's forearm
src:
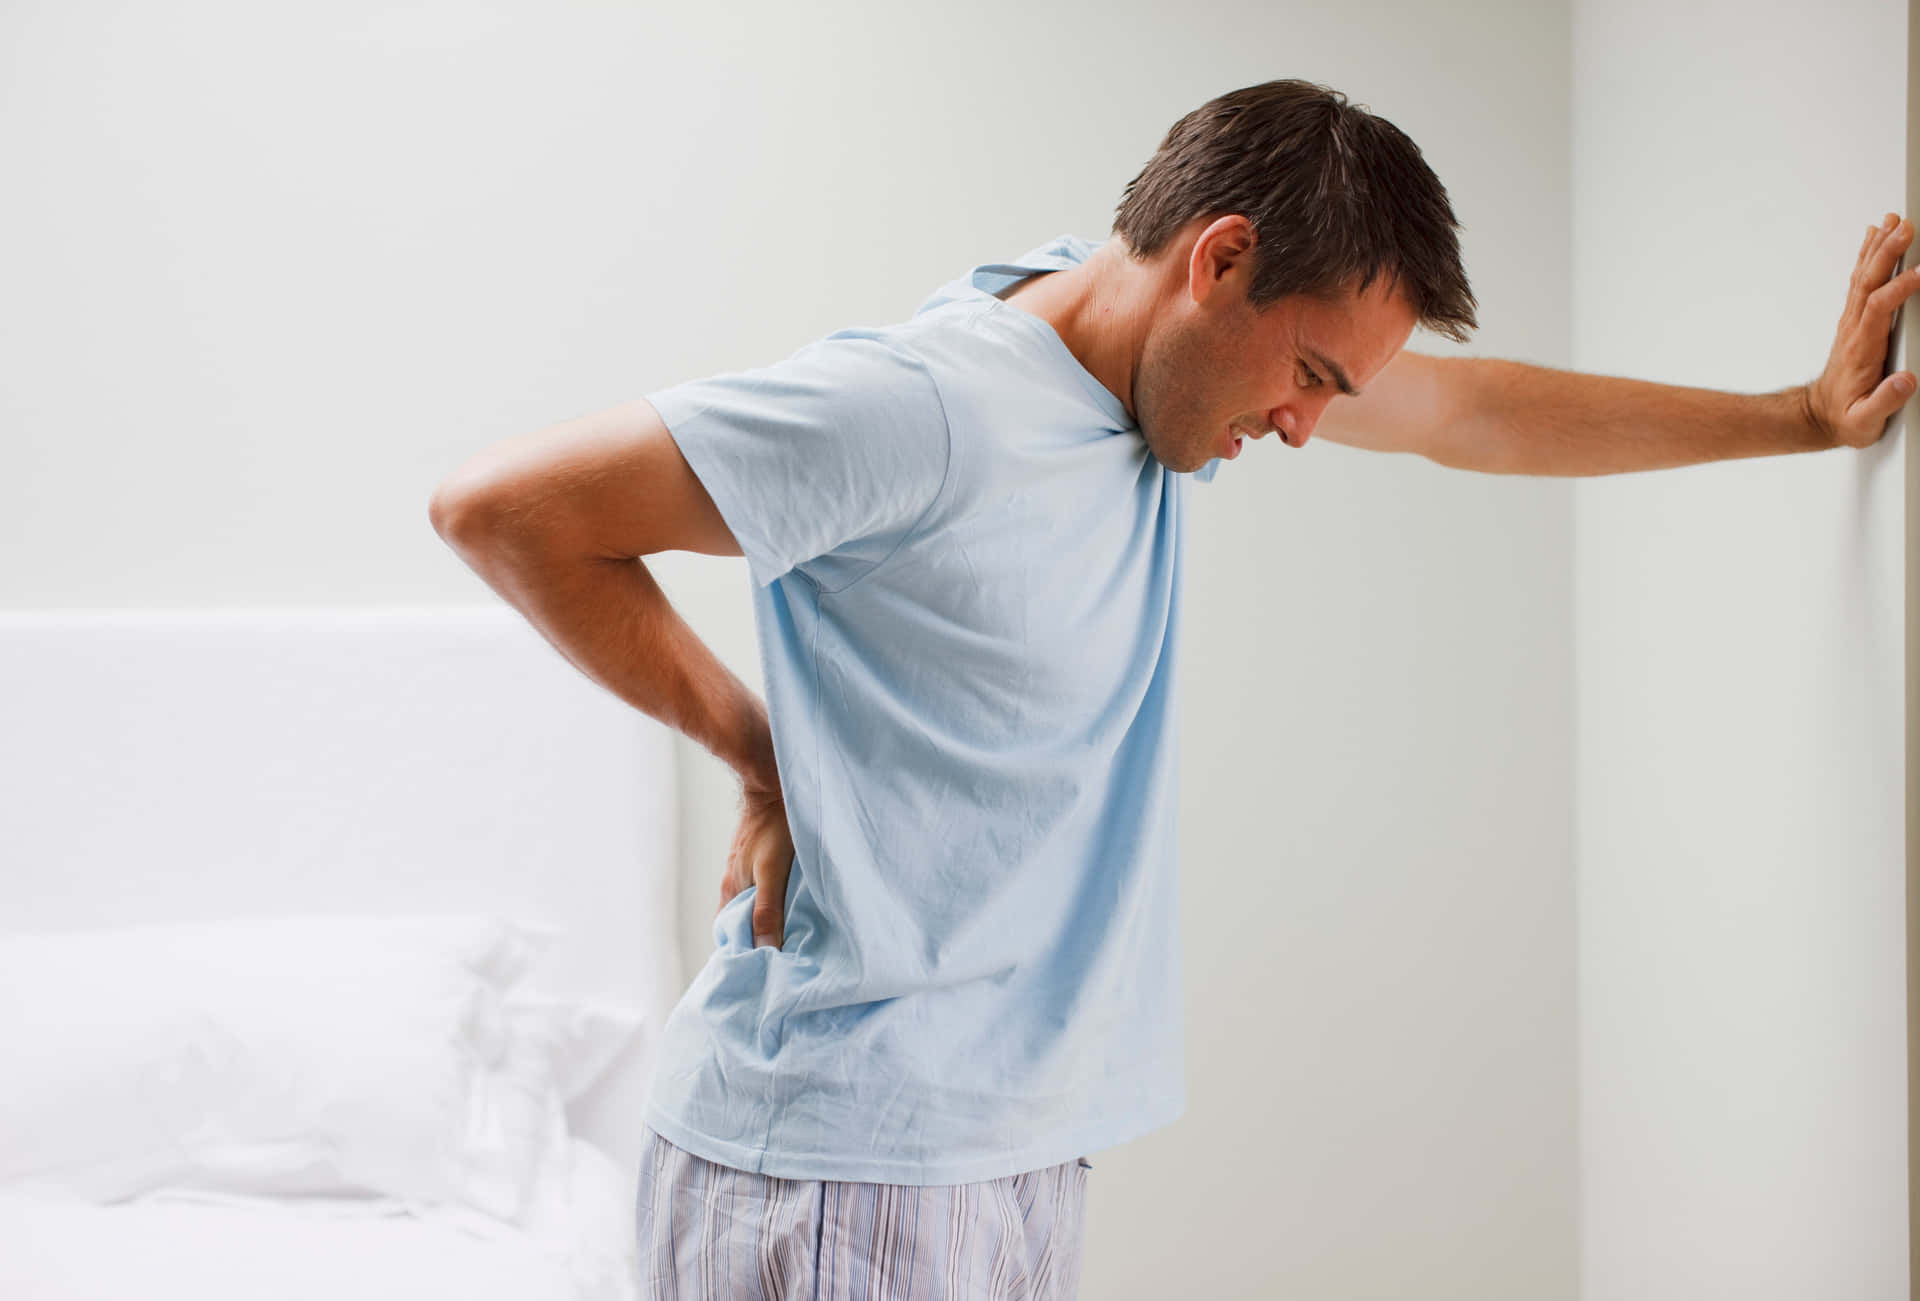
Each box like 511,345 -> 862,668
1460,357 -> 1834,477
437,514 -> 780,791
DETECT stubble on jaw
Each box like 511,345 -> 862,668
1133,311 -> 1239,474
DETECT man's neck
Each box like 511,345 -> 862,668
992,245 -> 1147,424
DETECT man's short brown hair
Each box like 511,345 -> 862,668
1112,78 -> 1478,345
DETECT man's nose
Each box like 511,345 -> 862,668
1276,399 -> 1331,448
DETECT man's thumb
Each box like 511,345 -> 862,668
1870,370 -> 1916,425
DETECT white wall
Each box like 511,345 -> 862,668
0,1 -> 1579,1296
1571,0 -> 1910,1295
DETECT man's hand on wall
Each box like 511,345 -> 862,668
1805,211 -> 1920,451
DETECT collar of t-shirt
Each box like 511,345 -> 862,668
914,234 -> 1138,433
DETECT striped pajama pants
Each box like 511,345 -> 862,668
634,1123 -> 1092,1300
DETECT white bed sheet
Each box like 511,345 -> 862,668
0,1138 -> 641,1301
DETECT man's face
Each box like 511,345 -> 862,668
1133,262 -> 1419,474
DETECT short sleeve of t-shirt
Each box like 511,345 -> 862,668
644,333 -> 952,591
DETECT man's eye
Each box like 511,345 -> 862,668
1301,367 -> 1323,388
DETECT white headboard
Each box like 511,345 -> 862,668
0,605 -> 683,1169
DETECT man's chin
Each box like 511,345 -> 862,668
1141,433 -> 1213,475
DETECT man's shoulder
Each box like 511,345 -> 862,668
875,299 -> 1042,376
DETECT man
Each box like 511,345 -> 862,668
428,78 -> 1914,1301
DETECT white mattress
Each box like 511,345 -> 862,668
0,1139 -> 640,1301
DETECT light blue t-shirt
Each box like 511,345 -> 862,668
638,234 -> 1229,1185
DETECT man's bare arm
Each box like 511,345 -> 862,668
1443,360 -> 1830,477
1317,214 -> 1920,474
1313,349 -> 1831,476
427,398 -> 777,792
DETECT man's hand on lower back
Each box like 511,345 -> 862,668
719,781 -> 795,950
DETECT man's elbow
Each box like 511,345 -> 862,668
428,475 -> 507,548
427,482 -> 460,541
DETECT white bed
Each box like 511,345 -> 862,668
0,606 -> 685,1301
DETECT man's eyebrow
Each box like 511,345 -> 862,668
1305,347 -> 1361,397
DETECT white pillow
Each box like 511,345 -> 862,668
503,994 -> 646,1104
0,913 -> 596,1221
483,993 -> 646,1223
